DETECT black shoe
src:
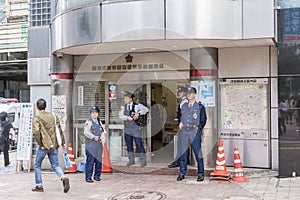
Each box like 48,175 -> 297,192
86,179 -> 94,183
141,162 -> 147,167
177,175 -> 185,181
4,162 -> 11,167
62,177 -> 70,193
94,178 -> 101,181
168,161 -> 180,168
126,161 -> 135,166
197,176 -> 204,182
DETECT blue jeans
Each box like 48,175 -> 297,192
34,147 -> 65,186
124,127 -> 146,163
178,129 -> 204,177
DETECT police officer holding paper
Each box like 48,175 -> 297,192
119,91 -> 149,167
84,106 -> 106,183
177,87 -> 207,182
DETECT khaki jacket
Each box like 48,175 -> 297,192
32,111 -> 65,150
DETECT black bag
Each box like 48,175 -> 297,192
0,125 -> 7,147
132,103 -> 148,127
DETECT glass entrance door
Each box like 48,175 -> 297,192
108,82 -> 151,161
107,80 -> 188,163
150,80 -> 188,163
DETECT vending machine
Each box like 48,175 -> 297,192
219,78 -> 270,168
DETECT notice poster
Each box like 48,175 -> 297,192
52,95 -> 67,133
282,8 -> 300,41
17,103 -> 34,161
109,84 -> 117,100
191,80 -> 215,107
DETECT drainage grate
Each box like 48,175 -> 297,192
108,190 -> 167,200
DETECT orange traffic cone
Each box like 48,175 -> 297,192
231,147 -> 248,182
210,140 -> 231,180
102,142 -> 112,174
65,143 -> 77,173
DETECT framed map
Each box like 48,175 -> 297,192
220,79 -> 268,131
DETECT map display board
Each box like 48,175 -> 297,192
17,103 -> 34,161
220,79 -> 268,139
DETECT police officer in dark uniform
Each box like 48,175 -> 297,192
84,106 -> 106,183
0,111 -> 14,167
168,86 -> 188,168
177,87 -> 207,182
119,91 -> 149,167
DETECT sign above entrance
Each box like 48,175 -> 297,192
91,63 -> 165,72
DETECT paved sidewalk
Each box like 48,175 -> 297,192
0,172 -> 257,200
238,176 -> 300,200
1,151 -> 300,199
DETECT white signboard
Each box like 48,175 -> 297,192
52,95 -> 67,133
17,103 -> 34,161
191,80 -> 215,107
78,86 -> 84,106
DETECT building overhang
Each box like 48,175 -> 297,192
54,38 -> 276,56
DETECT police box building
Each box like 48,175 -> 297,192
28,0 -> 283,173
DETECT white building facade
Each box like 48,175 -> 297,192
29,0 -> 279,171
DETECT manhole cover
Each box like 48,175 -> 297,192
108,190 -> 167,200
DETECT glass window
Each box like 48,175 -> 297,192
29,0 -> 51,27
278,0 -> 300,9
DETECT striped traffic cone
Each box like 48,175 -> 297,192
102,143 -> 112,174
65,143 -> 77,173
210,140 -> 231,180
231,147 -> 248,182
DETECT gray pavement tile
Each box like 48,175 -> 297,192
288,196 -> 300,200
275,195 -> 290,199
262,198 -> 276,200
223,197 -> 258,200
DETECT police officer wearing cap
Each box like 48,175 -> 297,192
177,87 -> 207,182
84,106 -> 106,183
168,86 -> 188,168
119,91 -> 149,167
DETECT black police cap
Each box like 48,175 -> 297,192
90,106 -> 100,113
186,87 -> 197,94
124,91 -> 135,98
177,86 -> 187,93
0,111 -> 7,121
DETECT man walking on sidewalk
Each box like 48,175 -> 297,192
31,98 -> 70,193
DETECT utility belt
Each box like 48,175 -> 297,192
182,124 -> 200,131
85,136 -> 102,143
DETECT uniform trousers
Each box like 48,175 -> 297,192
85,141 -> 103,181
178,129 -> 204,177
124,126 -> 146,163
